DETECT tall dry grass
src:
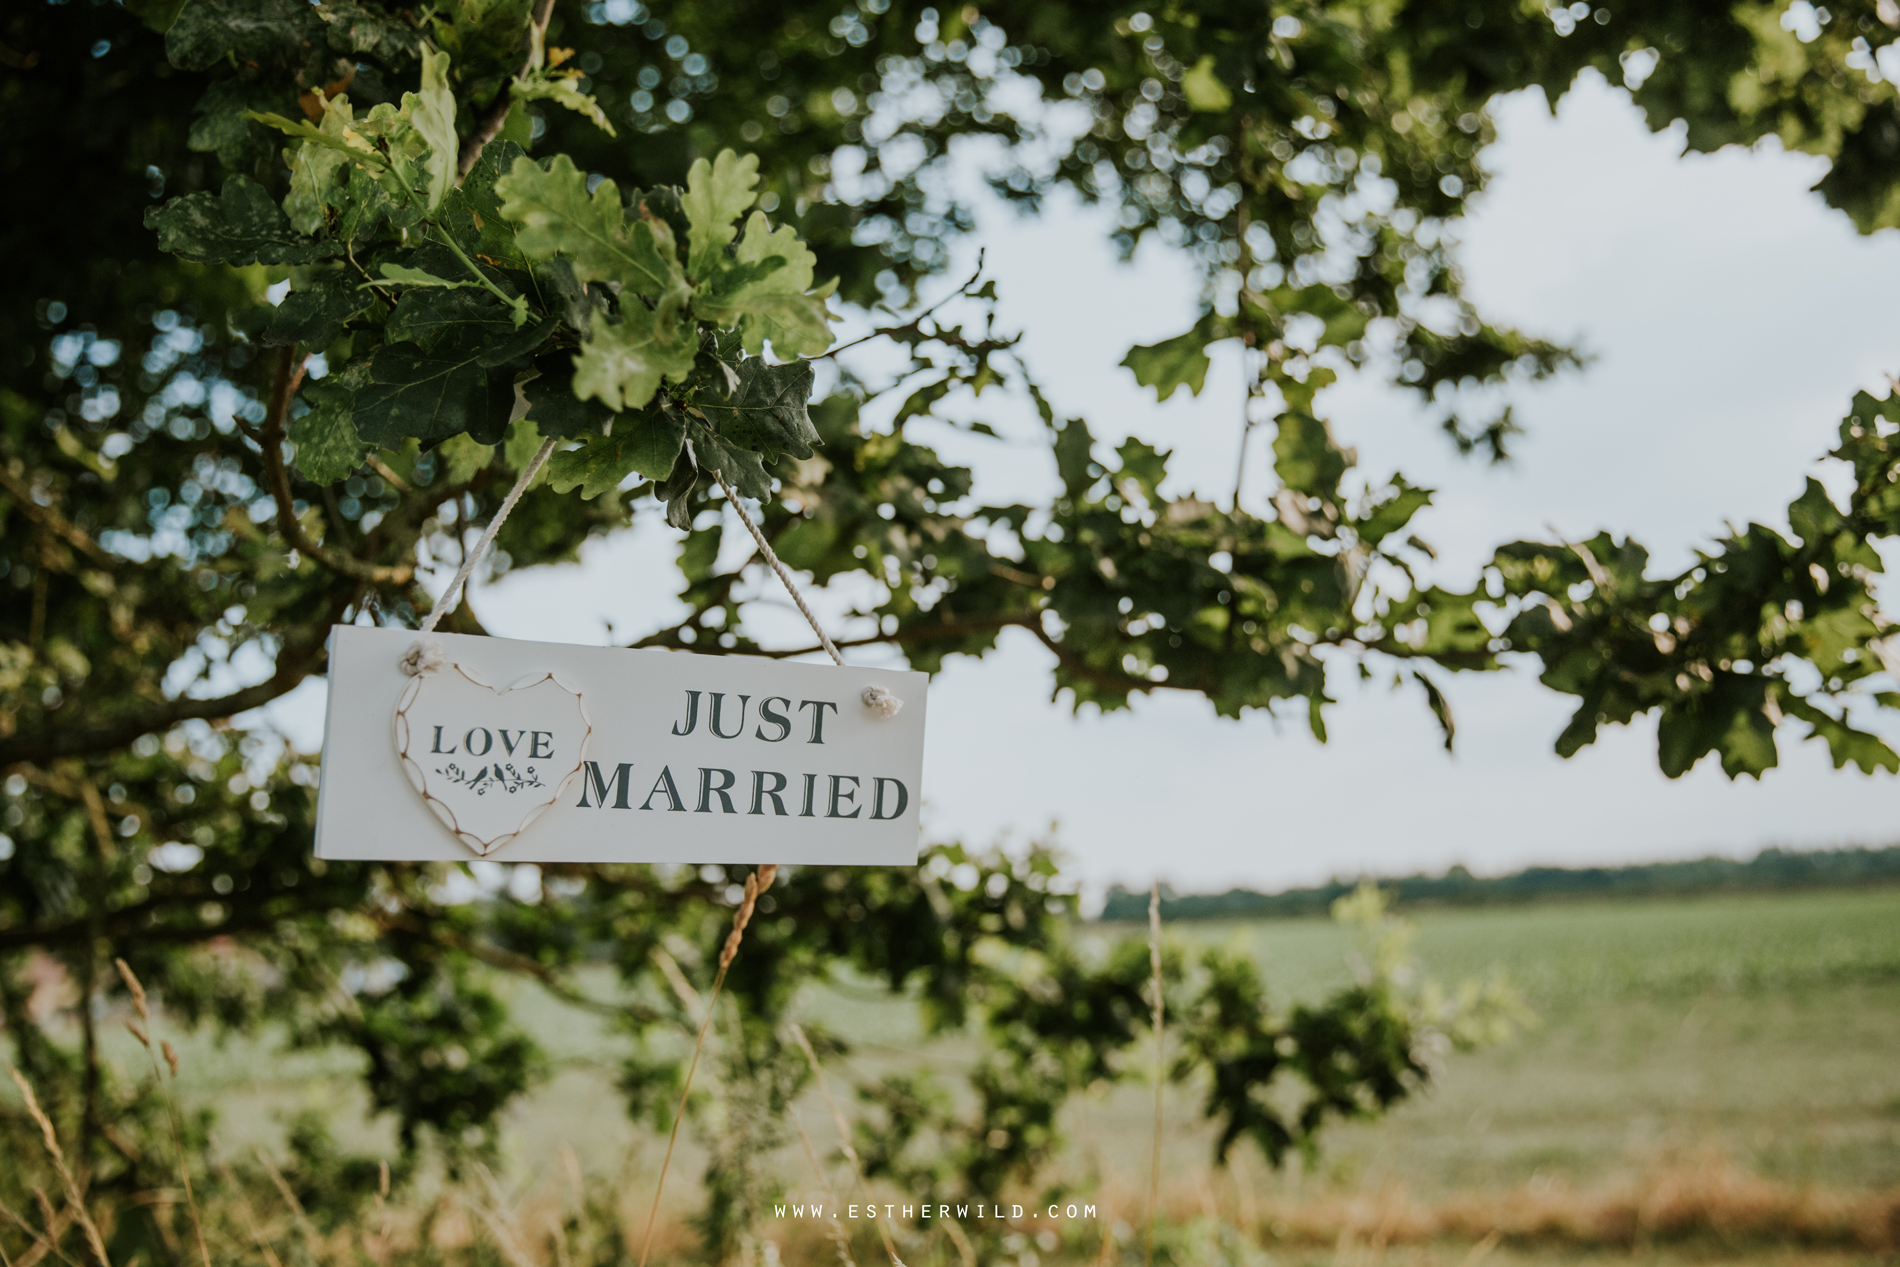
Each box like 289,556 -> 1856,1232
4,960 -> 1894,1264
232,1156 -> 1900,1264
5,1087 -> 1896,1267
1088,1153 -> 1900,1258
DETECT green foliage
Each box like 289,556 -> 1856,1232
408,46 -> 461,210
1120,326 -> 1212,403
1482,396 -> 1900,780
721,216 -> 838,357
851,876 -> 1520,1201
157,45 -> 838,485
681,149 -> 760,275
289,377 -> 368,483
1271,408 -> 1353,499
569,302 -> 698,411
715,357 -> 820,461
145,176 -> 344,265
497,153 -> 687,297
511,68 -> 620,137
353,337 -> 518,446
9,0 -> 1900,1256
264,275 -> 369,348
316,0 -> 425,62
545,409 -> 686,499
187,78 -> 294,170
163,0 -> 323,72
1181,54 -> 1234,113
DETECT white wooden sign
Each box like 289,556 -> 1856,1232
314,625 -> 927,865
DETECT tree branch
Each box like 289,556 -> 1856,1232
456,0 -> 558,178
0,611 -> 340,766
819,250 -> 988,361
0,465 -> 117,569
727,611 -> 1034,659
1023,618 -> 1168,697
260,346 -> 414,586
0,905 -> 288,956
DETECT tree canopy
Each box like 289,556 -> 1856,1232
2,0 -> 1899,1257
7,0 -> 1900,774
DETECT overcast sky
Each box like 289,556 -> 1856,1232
274,71 -> 1900,898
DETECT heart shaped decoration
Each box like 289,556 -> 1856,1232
393,662 -> 593,856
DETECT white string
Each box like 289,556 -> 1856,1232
412,440 -> 885,707
707,467 -> 845,667
418,437 -> 557,635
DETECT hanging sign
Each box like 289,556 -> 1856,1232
313,625 -> 927,866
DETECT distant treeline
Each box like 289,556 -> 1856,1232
1097,845 -> 1900,922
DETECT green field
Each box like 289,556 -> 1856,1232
91,884 -> 1900,1263
1149,885 -> 1900,1192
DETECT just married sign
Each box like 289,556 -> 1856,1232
313,625 -> 927,865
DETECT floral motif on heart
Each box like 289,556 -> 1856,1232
433,762 -> 547,795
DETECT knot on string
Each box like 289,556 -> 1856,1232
861,684 -> 902,719
398,639 -> 447,677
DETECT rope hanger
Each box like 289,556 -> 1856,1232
415,438 -> 559,637
410,435 -> 896,706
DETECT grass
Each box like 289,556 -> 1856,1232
1129,886 -> 1900,1193
17,884 -> 1900,1265
1151,884 -> 1900,1004
117,887 -> 1900,1181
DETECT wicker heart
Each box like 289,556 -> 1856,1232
393,663 -> 593,856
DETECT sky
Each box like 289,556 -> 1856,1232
269,71 -> 1900,899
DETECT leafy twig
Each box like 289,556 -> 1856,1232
432,226 -> 530,326
728,612 -> 1032,660
819,250 -> 988,361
